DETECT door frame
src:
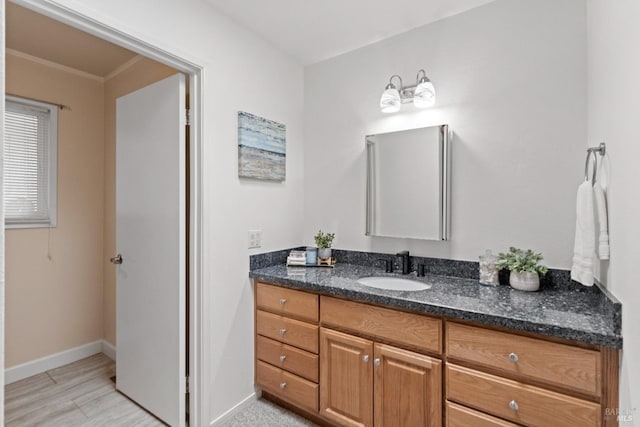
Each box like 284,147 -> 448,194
4,1 -> 207,424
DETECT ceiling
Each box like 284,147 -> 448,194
6,3 -> 138,78
205,0 -> 496,65
6,1 -> 496,72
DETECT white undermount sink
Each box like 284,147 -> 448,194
357,276 -> 431,291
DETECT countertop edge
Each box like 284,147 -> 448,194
249,270 -> 623,349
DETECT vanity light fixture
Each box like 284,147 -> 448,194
379,69 -> 436,113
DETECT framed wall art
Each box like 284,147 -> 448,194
238,111 -> 286,181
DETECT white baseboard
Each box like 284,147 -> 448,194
209,391 -> 260,426
101,340 -> 116,361
5,339 -> 118,385
5,340 -> 103,384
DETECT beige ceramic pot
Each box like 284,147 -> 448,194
509,271 -> 540,292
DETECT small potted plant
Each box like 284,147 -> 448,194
496,247 -> 548,292
314,230 -> 335,259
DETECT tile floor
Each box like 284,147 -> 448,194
4,353 -> 165,426
6,354 -> 317,426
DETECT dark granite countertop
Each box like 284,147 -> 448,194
249,262 -> 622,348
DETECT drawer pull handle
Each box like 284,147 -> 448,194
363,355 -> 369,362
509,400 -> 519,411
508,352 -> 519,363
280,382 -> 287,390
280,298 -> 287,305
374,358 -> 381,366
279,355 -> 287,362
279,328 -> 286,335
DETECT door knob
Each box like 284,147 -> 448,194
110,254 -> 123,265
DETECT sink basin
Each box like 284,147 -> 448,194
357,276 -> 431,291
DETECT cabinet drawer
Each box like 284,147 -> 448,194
446,364 -> 600,427
256,360 -> 319,413
256,282 -> 319,323
257,310 -> 319,353
257,335 -> 319,383
320,296 -> 441,354
446,401 -> 519,427
446,322 -> 600,396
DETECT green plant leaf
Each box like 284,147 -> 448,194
314,229 -> 335,249
495,247 -> 547,275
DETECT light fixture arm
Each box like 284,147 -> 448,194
416,69 -> 430,84
387,74 -> 403,90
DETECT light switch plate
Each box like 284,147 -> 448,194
248,229 -> 262,248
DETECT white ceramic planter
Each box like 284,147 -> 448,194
318,248 -> 332,259
509,271 -> 540,292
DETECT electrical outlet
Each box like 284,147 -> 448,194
248,229 -> 262,249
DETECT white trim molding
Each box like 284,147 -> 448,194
6,48 -> 104,82
104,54 -> 143,81
101,340 -> 116,361
5,340 -> 103,384
209,391 -> 260,426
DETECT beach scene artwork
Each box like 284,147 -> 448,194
238,111 -> 286,181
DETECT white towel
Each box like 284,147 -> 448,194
593,182 -> 610,260
571,181 -> 595,286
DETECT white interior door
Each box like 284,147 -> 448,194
115,73 -> 186,427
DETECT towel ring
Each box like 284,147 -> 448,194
584,151 -> 597,184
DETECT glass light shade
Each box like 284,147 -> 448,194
413,80 -> 436,108
380,87 -> 401,113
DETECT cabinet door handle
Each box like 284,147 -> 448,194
509,400 -> 519,411
374,358 -> 381,366
279,328 -> 286,335
280,298 -> 286,305
280,382 -> 287,390
363,355 -> 369,362
279,355 -> 287,362
508,352 -> 519,363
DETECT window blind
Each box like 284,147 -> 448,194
4,97 -> 57,226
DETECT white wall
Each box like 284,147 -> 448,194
304,0 -> 586,269
23,0 -> 305,424
587,0 -> 640,421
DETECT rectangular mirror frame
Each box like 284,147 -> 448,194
365,124 -> 450,241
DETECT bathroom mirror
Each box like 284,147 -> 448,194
365,124 -> 450,240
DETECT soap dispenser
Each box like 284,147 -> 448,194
479,250 -> 499,286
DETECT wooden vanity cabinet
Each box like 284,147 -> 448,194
374,342 -> 442,427
255,282 -> 320,413
319,328 -> 442,427
446,401 -> 520,427
319,297 -> 442,427
445,322 -> 617,427
320,328 -> 373,426
254,281 -> 619,427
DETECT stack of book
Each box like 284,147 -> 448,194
286,250 -> 307,266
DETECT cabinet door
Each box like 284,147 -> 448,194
320,328 -> 374,427
374,343 -> 442,427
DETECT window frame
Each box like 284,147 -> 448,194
4,95 -> 58,229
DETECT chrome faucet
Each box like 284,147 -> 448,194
396,250 -> 410,275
